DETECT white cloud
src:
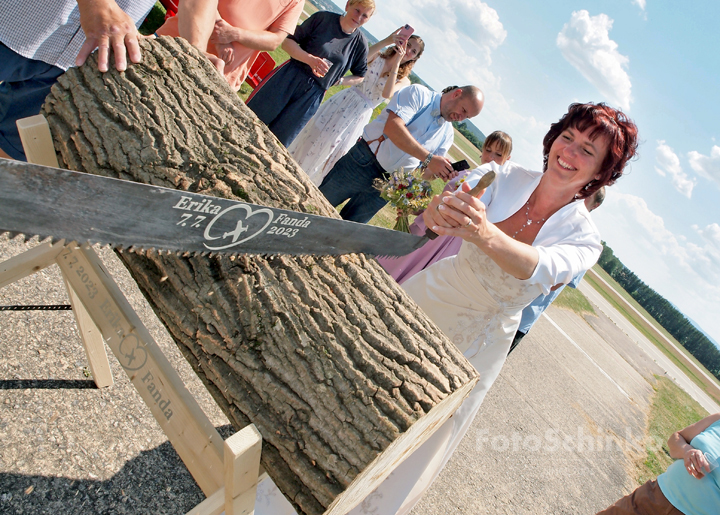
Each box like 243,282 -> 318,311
373,0 -> 505,70
447,0 -> 506,63
696,223 -> 720,251
594,192 -> 720,342
556,10 -> 632,110
632,0 -> 647,11
687,145 -> 720,189
654,140 -> 695,198
364,0 -> 507,95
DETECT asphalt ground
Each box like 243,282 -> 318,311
0,234 -> 682,514
0,236 -> 232,514
411,302 -> 665,515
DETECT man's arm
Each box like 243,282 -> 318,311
212,19 -> 288,52
177,0 -> 218,51
383,113 -> 454,180
75,0 -> 142,72
175,0 -> 225,73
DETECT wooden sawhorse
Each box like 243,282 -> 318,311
0,115 -> 265,515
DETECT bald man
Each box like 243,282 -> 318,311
319,84 -> 484,223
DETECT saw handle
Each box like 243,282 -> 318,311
423,171 -> 496,240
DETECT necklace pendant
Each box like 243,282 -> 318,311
527,219 -> 532,224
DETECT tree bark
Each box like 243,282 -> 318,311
42,37 -> 477,515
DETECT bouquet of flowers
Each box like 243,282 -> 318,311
374,168 -> 434,232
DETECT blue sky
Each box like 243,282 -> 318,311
356,0 -> 720,343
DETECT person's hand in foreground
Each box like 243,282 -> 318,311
683,447 -> 712,479
668,412 -> 720,480
76,0 -> 142,72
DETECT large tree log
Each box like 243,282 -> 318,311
41,37 -> 478,515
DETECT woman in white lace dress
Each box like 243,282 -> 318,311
288,31 -> 424,185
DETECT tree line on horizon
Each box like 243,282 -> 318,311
597,243 -> 720,380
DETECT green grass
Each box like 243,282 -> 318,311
446,146 -> 465,162
589,265 -> 720,394
636,376 -> 708,484
585,269 -> 720,405
554,286 -> 596,316
452,128 -> 483,166
591,266 -> 717,380
268,45 -> 291,70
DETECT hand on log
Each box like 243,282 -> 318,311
76,0 -> 143,72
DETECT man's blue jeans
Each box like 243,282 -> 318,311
0,42 -> 64,160
319,139 -> 389,223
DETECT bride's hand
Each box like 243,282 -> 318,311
424,182 -> 490,241
422,192 -> 461,231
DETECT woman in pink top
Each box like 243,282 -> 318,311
156,0 -> 304,91
378,130 -> 513,284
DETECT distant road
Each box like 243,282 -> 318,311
579,280 -> 720,414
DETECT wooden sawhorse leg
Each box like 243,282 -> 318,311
0,240 -> 113,388
186,424 -> 263,515
12,114 -> 113,388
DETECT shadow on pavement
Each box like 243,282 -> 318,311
0,380 -> 97,390
0,425 -> 237,515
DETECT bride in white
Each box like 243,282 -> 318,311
254,102 -> 639,515
288,30 -> 424,186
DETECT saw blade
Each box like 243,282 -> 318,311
0,160 -> 427,258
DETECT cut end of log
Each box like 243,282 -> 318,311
324,378 -> 478,515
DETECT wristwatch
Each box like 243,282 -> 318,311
420,152 -> 433,170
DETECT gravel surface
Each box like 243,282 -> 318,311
1,234 -> 663,514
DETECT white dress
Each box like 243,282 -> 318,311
288,56 -> 390,186
251,162 -> 603,515
348,163 -> 604,515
